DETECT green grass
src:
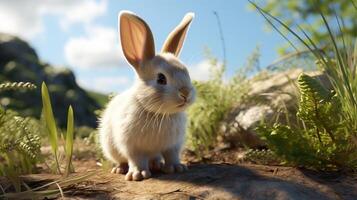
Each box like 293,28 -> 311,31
41,82 -> 61,174
41,82 -> 76,175
64,106 -> 74,177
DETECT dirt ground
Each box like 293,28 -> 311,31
5,146 -> 354,200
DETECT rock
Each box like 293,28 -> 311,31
219,69 -> 331,148
0,33 -> 101,128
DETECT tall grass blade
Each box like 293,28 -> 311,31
64,106 -> 74,177
351,0 -> 357,10
249,1 -> 313,53
334,14 -> 347,59
41,82 -> 61,174
213,11 -> 227,66
249,1 -> 298,52
320,12 -> 357,106
249,0 -> 329,67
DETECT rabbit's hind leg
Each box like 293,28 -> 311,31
162,144 -> 188,174
111,162 -> 128,174
149,154 -> 163,172
107,142 -> 128,174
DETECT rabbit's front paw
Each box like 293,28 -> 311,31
125,169 -> 151,181
162,163 -> 188,174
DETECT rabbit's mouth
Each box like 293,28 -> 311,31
177,102 -> 186,108
176,97 -> 194,109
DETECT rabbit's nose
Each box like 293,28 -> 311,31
179,87 -> 190,100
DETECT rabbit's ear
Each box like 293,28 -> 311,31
161,12 -> 194,57
119,11 -> 155,70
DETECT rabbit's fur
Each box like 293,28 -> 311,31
99,11 -> 195,181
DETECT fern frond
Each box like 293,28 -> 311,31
0,82 -> 37,92
297,73 -> 331,101
18,134 -> 41,159
297,73 -> 341,142
245,149 -> 281,165
0,109 -> 42,175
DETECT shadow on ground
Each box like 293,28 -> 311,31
299,168 -> 357,200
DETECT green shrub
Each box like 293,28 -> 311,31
251,0 -> 357,170
0,108 -> 41,176
0,82 -> 41,191
0,82 -> 40,175
187,48 -> 259,152
187,80 -> 234,151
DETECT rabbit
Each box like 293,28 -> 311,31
99,10 -> 195,181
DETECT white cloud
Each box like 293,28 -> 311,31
0,0 -> 122,69
0,1 -> 43,38
187,60 -> 212,81
54,0 -> 107,30
0,0 -> 107,39
78,76 -> 131,93
64,26 -> 127,69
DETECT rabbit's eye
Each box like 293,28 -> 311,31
157,73 -> 167,85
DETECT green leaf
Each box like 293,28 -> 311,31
41,82 -> 61,174
65,105 -> 74,177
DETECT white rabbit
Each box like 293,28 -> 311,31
99,11 -> 195,181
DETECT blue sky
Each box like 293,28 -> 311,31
0,0 -> 285,93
